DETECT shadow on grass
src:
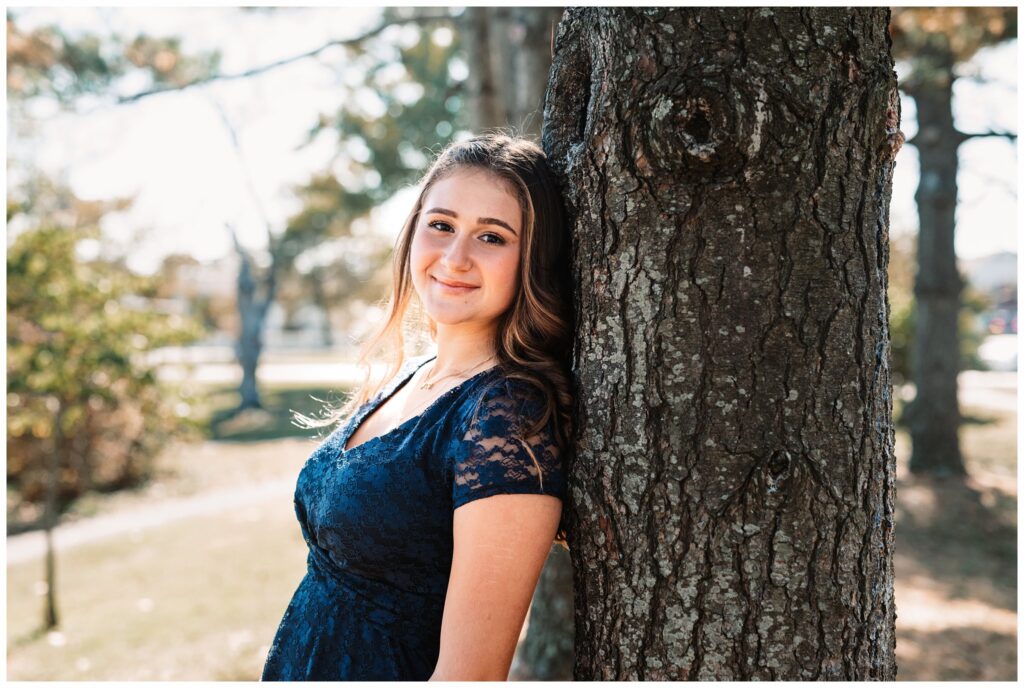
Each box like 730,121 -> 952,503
204,385 -> 351,442
896,625 -> 1016,681
8,625 -> 49,649
895,474 -> 1017,610
894,398 -> 1000,430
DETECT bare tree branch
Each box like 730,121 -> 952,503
908,127 -> 1018,147
115,10 -> 455,105
205,93 -> 275,249
959,129 -> 1018,142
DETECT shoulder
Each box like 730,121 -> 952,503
465,369 -> 548,426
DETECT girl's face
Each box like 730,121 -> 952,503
410,167 -> 523,331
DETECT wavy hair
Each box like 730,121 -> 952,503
297,131 -> 575,546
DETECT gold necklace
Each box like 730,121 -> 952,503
419,355 -> 496,390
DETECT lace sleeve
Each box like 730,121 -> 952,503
450,377 -> 566,511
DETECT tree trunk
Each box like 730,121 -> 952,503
459,7 -> 501,131
235,249 -> 264,410
43,399 -> 63,630
511,545 -> 575,680
459,7 -> 564,139
901,52 -> 965,476
309,266 -> 335,348
543,8 -> 899,680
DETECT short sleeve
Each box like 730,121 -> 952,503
450,377 -> 566,511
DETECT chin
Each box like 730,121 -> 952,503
422,301 -> 501,327
424,308 -> 479,326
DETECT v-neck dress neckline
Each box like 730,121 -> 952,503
339,354 -> 500,456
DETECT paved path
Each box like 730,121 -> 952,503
6,479 -> 294,566
896,371 -> 1017,414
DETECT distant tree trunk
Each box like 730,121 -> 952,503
503,8 -> 564,138
230,225 -> 277,411
43,398 -> 63,630
888,6 -> 1017,475
544,7 -> 899,680
309,265 -> 334,348
459,7 -> 564,138
901,52 -> 965,476
460,7 -> 501,131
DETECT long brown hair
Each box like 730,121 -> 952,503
297,131 -> 575,542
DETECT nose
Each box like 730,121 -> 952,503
440,233 -> 473,272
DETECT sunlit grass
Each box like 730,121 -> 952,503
8,497 -> 308,680
894,398 -> 1017,480
195,383 -> 352,442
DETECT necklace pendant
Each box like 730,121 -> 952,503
420,382 -> 433,390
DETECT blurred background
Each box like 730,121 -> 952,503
6,6 -> 1017,681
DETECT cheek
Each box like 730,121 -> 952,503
491,253 -> 521,303
409,231 -> 433,275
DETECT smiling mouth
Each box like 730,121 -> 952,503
432,276 -> 478,290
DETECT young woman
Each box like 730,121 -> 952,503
261,133 -> 574,681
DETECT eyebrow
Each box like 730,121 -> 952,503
424,207 -> 518,237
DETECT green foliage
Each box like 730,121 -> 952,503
7,13 -> 220,104
891,7 -> 1017,106
889,284 -> 992,404
7,223 -> 205,514
959,284 -> 992,371
889,293 -> 914,386
888,233 -> 990,385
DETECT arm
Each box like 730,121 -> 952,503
430,493 -> 562,681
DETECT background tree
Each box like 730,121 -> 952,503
544,7 -> 899,679
7,192 -> 203,629
888,7 -> 1017,476
7,16 -> 208,629
457,7 -> 563,137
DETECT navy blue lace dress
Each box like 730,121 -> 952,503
261,354 -> 566,681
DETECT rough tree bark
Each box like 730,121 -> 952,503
543,8 -> 900,680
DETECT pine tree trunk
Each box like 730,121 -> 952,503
901,52 -> 965,476
506,7 -> 565,138
459,7 -> 501,131
459,7 -> 564,139
543,8 -> 899,680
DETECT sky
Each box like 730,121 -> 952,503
7,6 -> 1019,275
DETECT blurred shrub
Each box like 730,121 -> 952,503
890,282 -> 991,394
887,232 -> 988,386
7,224 -> 205,518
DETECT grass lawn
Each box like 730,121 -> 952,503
892,401 -> 1017,680
7,494 -> 308,680
199,383 -> 352,442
